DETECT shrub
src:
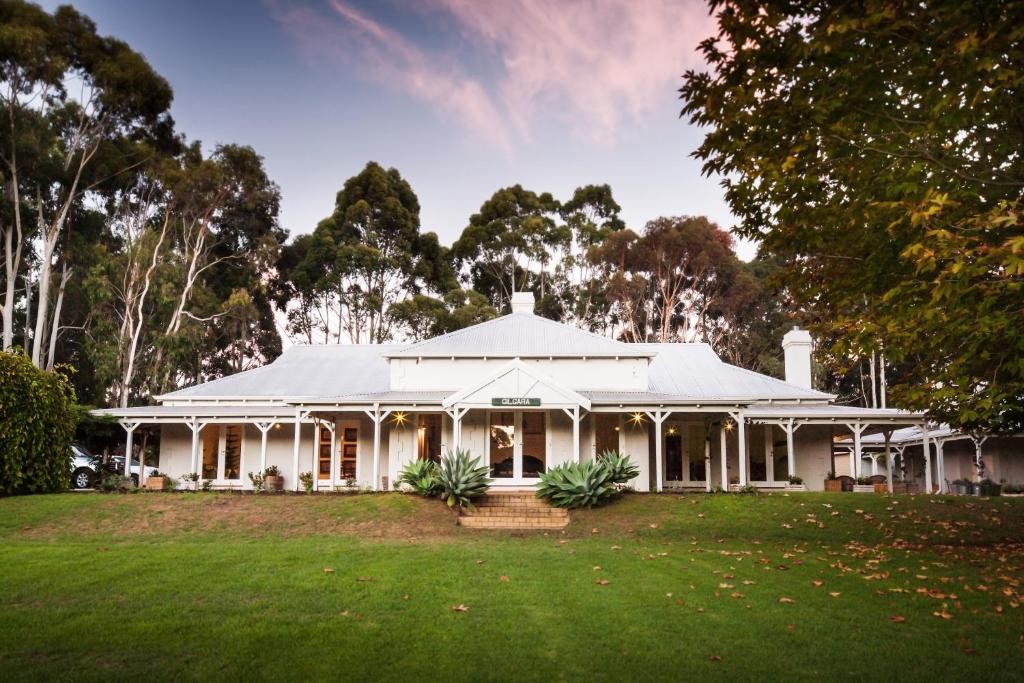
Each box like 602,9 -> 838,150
735,484 -> 758,495
248,471 -> 265,493
537,460 -> 616,509
99,474 -> 135,493
0,351 -> 78,495
825,471 -> 837,480
787,475 -> 803,485
264,465 -> 281,477
597,450 -> 640,485
299,471 -> 314,493
437,449 -> 491,509
399,459 -> 441,497
855,476 -> 873,485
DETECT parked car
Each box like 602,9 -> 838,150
70,445 -> 159,489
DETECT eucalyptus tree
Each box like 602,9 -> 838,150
590,216 -> 742,343
278,162 -> 444,344
680,0 -> 1024,431
450,185 -> 562,312
0,0 -> 172,365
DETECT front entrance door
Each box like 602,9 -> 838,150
489,411 -> 546,483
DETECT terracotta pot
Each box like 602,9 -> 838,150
873,483 -> 888,494
824,479 -> 843,492
890,482 -> 909,494
147,476 -> 168,491
264,475 -> 284,492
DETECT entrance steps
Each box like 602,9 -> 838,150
458,492 -> 569,530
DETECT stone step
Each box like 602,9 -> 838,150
462,507 -> 568,518
458,515 -> 569,530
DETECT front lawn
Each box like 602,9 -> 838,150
0,492 -> 1021,681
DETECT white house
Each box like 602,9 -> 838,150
96,292 -> 927,492
836,425 -> 1024,493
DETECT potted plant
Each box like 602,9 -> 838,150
950,478 -> 969,495
852,476 -> 875,493
146,470 -> 170,490
1003,484 -> 1024,497
785,475 -> 806,491
180,472 -> 199,491
824,471 -> 842,492
299,471 -> 315,494
263,465 -> 284,492
975,478 -> 1001,497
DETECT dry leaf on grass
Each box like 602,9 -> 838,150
778,597 -> 795,604
323,567 -> 334,574
500,575 -> 509,582
596,579 -> 610,586
889,615 -> 906,623
450,604 -> 469,612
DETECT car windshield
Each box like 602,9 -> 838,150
73,444 -> 95,459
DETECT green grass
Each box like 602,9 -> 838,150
1,491 -> 1022,682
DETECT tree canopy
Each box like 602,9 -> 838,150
681,0 -> 1024,432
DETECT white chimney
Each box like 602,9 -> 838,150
510,291 -> 535,314
782,326 -> 813,390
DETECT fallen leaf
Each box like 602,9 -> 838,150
709,655 -> 722,662
593,566 -> 602,571
812,580 -> 824,587
829,592 -> 841,598
450,604 -> 469,612
778,597 -> 795,604
323,567 -> 335,574
731,591 -> 745,599
596,579 -> 610,586
933,610 -> 954,620
475,560 -> 485,565
356,576 -> 374,582
889,615 -> 906,623
500,575 -> 509,582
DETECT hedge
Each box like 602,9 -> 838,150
0,351 -> 78,494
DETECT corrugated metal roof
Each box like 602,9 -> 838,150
157,318 -> 837,405
159,345 -> 400,400
640,343 -> 832,401
746,405 -> 923,420
386,313 -> 653,358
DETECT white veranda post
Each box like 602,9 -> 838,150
719,423 -> 728,490
561,407 -> 583,465
254,422 -> 275,474
846,423 -> 868,478
970,435 -> 988,482
292,409 -> 311,492
645,410 -> 670,493
365,405 -> 392,491
446,407 -> 468,454
188,419 -> 207,482
704,429 -> 712,493
883,431 -> 894,493
121,422 -> 140,479
729,411 -> 747,486
922,426 -> 933,494
782,418 -> 800,481
935,439 -> 946,493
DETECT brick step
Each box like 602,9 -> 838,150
475,496 -> 548,506
462,507 -> 568,518
458,516 -> 569,530
474,501 -> 552,510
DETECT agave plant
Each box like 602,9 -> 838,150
597,450 -> 639,485
536,460 -> 616,509
437,449 -> 492,509
398,458 -> 441,497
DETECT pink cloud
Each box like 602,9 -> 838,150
431,0 -> 714,142
269,0 -> 714,149
268,0 -> 514,151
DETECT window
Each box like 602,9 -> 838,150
489,412 -> 514,478
594,414 -> 619,456
202,428 -> 218,480
687,424 -> 706,481
417,414 -> 442,463
665,428 -> 683,481
318,425 -> 332,480
340,426 -> 358,479
223,425 -> 241,480
521,412 -> 546,478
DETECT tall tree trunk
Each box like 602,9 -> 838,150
44,264 -> 71,371
121,216 -> 169,407
869,350 -> 878,409
2,175 -> 23,350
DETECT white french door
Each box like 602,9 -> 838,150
488,411 -> 547,484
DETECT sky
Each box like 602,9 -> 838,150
39,0 -> 752,258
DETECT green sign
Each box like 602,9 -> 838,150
491,397 -> 541,407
